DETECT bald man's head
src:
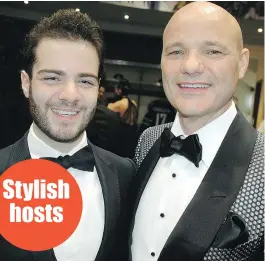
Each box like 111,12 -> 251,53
160,1 -> 249,124
164,2 -> 243,52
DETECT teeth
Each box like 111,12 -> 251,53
180,84 -> 210,88
52,109 -> 78,116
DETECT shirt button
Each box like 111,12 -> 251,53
172,173 -> 176,178
160,213 -> 165,218
151,252 -> 155,257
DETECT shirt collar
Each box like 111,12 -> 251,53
171,102 -> 237,167
27,124 -> 88,159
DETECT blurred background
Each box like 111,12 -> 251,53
0,1 -> 264,158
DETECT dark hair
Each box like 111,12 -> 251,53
113,73 -> 124,81
113,74 -> 130,96
22,9 -> 104,79
118,78 -> 130,96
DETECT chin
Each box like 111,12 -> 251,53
178,111 -> 199,119
51,131 -> 83,143
57,127 -> 85,142
177,107 -> 203,118
41,124 -> 85,143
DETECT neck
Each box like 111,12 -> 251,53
179,100 -> 233,135
32,123 -> 84,153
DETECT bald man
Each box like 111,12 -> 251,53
129,2 -> 264,261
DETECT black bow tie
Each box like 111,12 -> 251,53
160,128 -> 202,167
42,145 -> 95,171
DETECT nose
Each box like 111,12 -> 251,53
180,51 -> 204,76
58,81 -> 81,104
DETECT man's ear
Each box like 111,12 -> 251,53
98,77 -> 101,87
238,48 -> 250,79
21,70 -> 30,98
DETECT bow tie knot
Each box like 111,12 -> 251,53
42,145 -> 95,172
170,136 -> 184,152
160,128 -> 202,167
57,155 -> 72,170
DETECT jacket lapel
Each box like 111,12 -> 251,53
158,112 -> 257,261
89,143 -> 120,261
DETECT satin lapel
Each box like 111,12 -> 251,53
158,112 -> 257,261
128,137 -> 161,248
90,144 -> 120,261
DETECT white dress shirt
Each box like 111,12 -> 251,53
27,125 -> 105,261
131,102 -> 237,261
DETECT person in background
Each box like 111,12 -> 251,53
138,99 -> 176,135
107,74 -> 138,158
129,2 -> 264,261
98,86 -> 106,103
138,77 -> 176,135
0,9 -> 135,261
108,74 -> 137,125
97,73 -> 107,106
86,73 -> 122,154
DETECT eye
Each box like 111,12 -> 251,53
78,79 -> 96,87
168,50 -> 183,56
43,76 -> 60,83
207,50 -> 222,55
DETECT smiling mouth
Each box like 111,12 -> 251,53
51,109 -> 80,117
178,83 -> 211,89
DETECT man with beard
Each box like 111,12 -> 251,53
0,9 -> 135,261
130,2 -> 264,261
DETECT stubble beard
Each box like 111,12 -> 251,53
28,86 -> 96,143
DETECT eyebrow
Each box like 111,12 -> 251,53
164,42 -> 184,52
37,69 -> 98,80
164,41 -> 230,52
203,41 -> 230,51
78,73 -> 98,81
37,69 -> 65,76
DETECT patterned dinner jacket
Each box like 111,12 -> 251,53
129,111 -> 264,261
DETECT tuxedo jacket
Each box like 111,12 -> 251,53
0,131 -> 136,261
130,111 -> 264,261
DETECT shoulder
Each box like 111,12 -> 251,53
134,122 -> 173,169
0,139 -> 19,157
91,144 -> 136,194
120,98 -> 130,109
121,97 -> 137,108
108,99 -> 125,111
91,143 -> 136,176
0,144 -> 12,161
0,131 -> 30,174
0,141 -> 18,174
139,122 -> 173,147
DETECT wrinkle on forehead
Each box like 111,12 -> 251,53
164,2 -> 243,52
